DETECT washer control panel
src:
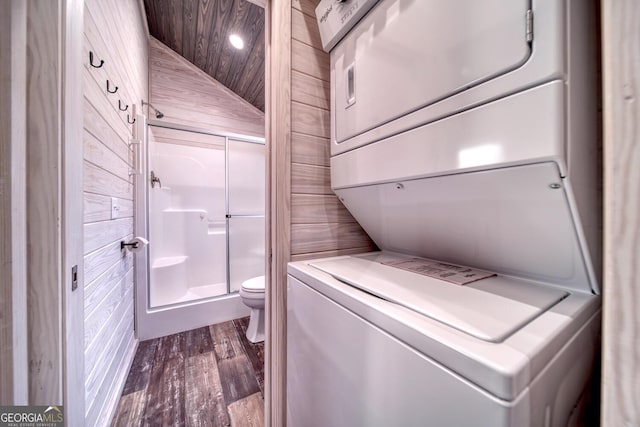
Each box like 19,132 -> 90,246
315,0 -> 381,52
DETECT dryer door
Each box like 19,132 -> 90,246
333,0 -> 532,144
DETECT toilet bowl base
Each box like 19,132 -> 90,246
246,307 -> 265,343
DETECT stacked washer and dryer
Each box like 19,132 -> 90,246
287,0 -> 601,426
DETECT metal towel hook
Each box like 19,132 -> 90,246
118,100 -> 128,111
89,51 -> 104,68
127,114 -> 136,124
106,80 -> 118,94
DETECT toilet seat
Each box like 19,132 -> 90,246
241,276 -> 265,293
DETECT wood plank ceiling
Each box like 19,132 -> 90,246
144,0 -> 265,111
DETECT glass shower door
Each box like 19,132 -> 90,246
136,123 -> 264,340
227,139 -> 266,292
148,126 -> 228,307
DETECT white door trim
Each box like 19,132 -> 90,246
61,0 -> 85,422
265,0 -> 291,425
1,0 -> 85,422
0,0 -> 29,405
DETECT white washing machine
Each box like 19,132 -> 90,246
287,0 -> 601,426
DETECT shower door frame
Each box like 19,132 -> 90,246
134,116 -> 264,340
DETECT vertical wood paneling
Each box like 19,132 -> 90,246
3,0 -> 85,417
0,2 -> 15,403
602,0 -> 640,426
266,0 -> 374,424
0,0 -> 28,405
62,0 -> 86,420
181,0 -> 198,63
194,0 -> 216,69
26,0 -> 62,404
83,0 -> 147,424
265,1 -> 291,425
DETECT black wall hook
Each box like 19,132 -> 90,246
127,115 -> 136,124
106,80 -> 118,94
89,51 -> 104,68
118,100 -> 128,111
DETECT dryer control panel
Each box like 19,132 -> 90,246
315,0 -> 380,52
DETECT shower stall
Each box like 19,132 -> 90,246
134,117 -> 265,339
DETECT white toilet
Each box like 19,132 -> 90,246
239,275 -> 265,343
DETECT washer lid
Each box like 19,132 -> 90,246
309,256 -> 568,343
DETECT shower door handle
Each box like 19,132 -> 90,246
150,170 -> 162,188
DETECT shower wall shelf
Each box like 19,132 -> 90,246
152,255 -> 188,269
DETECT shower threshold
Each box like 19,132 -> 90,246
153,282 -> 230,307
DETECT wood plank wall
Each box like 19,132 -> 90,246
0,1 -> 14,404
0,0 -> 28,405
266,1 -> 375,424
82,0 -> 147,425
601,0 -> 640,425
289,0 -> 375,261
265,0 -> 290,424
149,37 -> 265,137
26,0 -> 65,406
2,1 -> 84,418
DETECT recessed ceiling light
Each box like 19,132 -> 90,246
229,34 -> 244,50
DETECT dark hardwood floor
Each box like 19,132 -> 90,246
111,317 -> 264,427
